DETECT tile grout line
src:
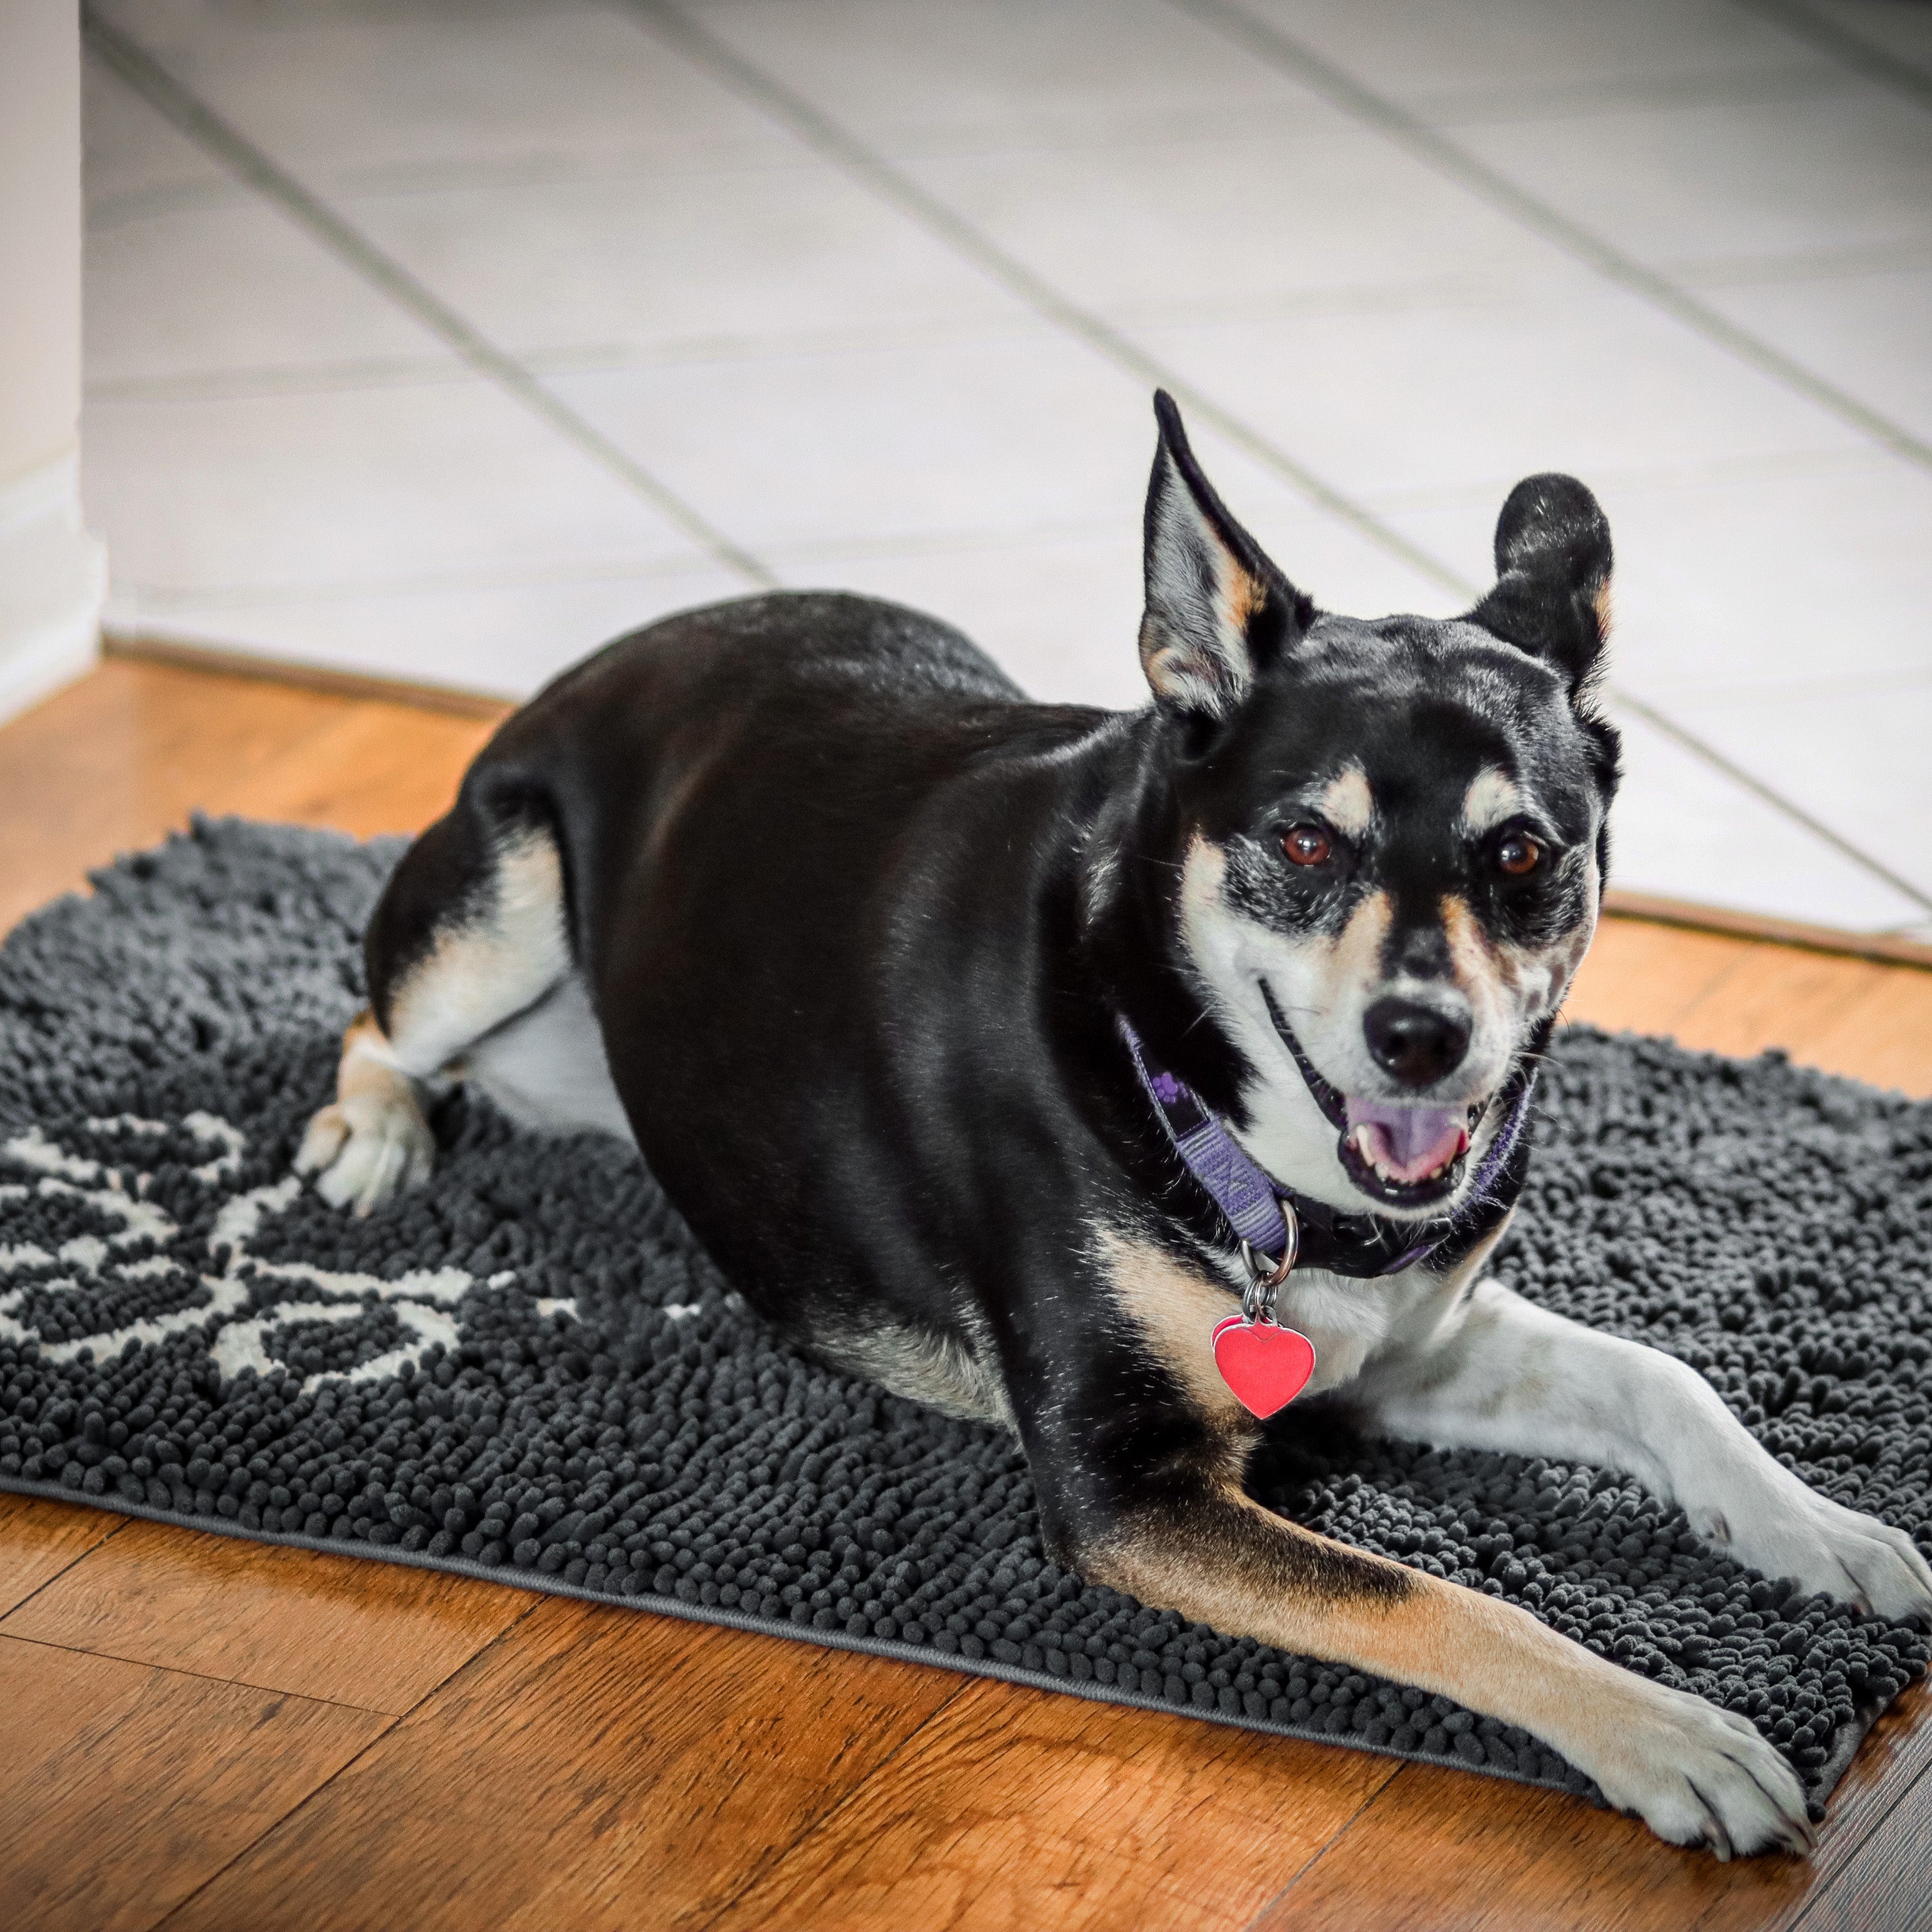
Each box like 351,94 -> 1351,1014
1615,691 -> 1932,916
71,0 -> 1930,916
79,6 -> 778,592
614,0 -> 1472,605
616,0 -> 1931,917
1165,0 -> 1932,476
1727,0 -> 1932,113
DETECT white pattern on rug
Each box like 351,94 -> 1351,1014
0,1113 -> 570,1392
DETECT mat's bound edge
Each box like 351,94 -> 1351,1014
0,1472 -> 1881,1810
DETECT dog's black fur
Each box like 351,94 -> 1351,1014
368,401 -> 1607,1553
303,395 -> 1932,1856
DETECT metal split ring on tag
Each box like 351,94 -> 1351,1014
1237,1197 -> 1300,1323
1216,1198 -> 1316,1419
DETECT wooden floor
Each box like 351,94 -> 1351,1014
3,657 -> 1930,1931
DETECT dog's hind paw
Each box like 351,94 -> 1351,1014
296,1093 -> 435,1215
1591,1683 -> 1815,1861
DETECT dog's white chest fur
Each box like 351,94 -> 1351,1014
1267,1261 -> 1466,1397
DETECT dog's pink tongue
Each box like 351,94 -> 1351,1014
1345,1099 -> 1468,1183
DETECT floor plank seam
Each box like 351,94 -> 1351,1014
696,1676 -> 981,1924
0,1511 -> 131,1620
1788,1750 -> 1932,1932
140,1595 -> 551,1932
1235,1760 -> 1415,1931
0,1625 -> 399,1717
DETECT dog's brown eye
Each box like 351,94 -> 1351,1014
1282,825 -> 1331,867
1495,833 -> 1541,876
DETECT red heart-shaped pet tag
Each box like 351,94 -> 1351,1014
1211,1314 -> 1316,1419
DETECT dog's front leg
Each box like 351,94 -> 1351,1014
1360,1276 -> 1932,1625
1052,1439 -> 1812,1857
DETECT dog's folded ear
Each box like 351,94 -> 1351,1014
1139,391 -> 1312,718
1464,475 -> 1613,693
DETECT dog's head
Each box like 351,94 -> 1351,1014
1124,392 -> 1620,1219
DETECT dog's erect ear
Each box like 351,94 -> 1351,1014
1139,391 -> 1311,717
1464,474 -> 1613,692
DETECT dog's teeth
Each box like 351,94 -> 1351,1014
1352,1122 -> 1401,1181
1349,1117 -> 1470,1186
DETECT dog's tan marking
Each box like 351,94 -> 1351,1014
1440,892 -> 1495,984
1593,576 -> 1615,642
1443,862 -> 1597,1030
1459,766 -> 1522,836
1548,848 -> 1603,995
296,1006 -> 436,1215
1219,546 -> 1266,637
1181,829 -> 1229,922
383,826 -> 570,1079
1139,488 -> 1267,714
300,826 -> 573,1214
1314,886 -> 1392,1012
1443,887 -> 1557,1039
1080,1466 -> 1799,1847
1099,1229 -> 1246,1422
336,1008 -> 405,1103
1320,764 -> 1373,838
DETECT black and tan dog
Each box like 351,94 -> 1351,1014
300,393 -> 1930,1856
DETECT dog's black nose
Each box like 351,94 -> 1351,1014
1363,998 -> 1470,1088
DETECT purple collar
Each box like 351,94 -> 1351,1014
1119,1018 -> 1534,1280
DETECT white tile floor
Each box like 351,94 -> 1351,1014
79,0 -> 1932,935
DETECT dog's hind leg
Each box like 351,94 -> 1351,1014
298,804 -> 573,1213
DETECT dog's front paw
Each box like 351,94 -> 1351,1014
295,1092 -> 434,1215
1707,1485 -> 1932,1627
1589,1681 -> 1814,1861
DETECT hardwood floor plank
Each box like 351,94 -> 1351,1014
0,1493 -> 126,1617
1793,1761 -> 1932,1931
1660,947 -> 1889,1067
160,1600 -> 961,1932
1245,1768 -> 1806,1932
0,1633 -> 390,1932
1564,920 -> 1754,1039
0,663 -> 354,934
711,1677 -> 1398,1932
0,660 -> 491,937
0,1513 -> 530,1713
1244,1681 -> 1932,1932
1785,967 -> 1932,1100
215,699 -> 496,839
1564,925 -> 1932,1098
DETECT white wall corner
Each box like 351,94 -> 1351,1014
3,0 -> 99,726
0,448 -> 105,725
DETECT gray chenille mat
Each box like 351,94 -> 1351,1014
2,820 -> 1927,1818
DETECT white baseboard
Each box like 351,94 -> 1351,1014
0,586 -> 103,724
0,448 -> 106,726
